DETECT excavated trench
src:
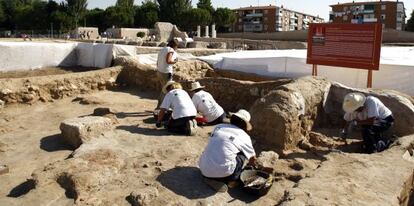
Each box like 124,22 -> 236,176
2,58 -> 414,205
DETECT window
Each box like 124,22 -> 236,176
343,15 -> 348,21
239,18 -> 242,23
264,10 -> 268,14
238,25 -> 243,30
264,17 -> 268,21
264,25 -> 268,31
381,14 -> 386,20
343,6 -> 348,11
364,5 -> 374,11
381,5 -> 386,10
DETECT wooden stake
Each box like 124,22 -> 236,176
312,64 -> 318,76
367,70 -> 373,88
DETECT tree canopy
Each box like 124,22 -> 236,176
0,0 -> 236,34
214,8 -> 236,32
407,10 -> 414,32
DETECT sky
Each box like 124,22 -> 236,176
59,0 -> 413,21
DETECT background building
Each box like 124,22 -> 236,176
329,1 -> 406,30
234,5 -> 324,33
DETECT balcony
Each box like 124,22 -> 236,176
243,23 -> 263,32
364,18 -> 378,23
360,9 -> 374,14
246,13 -> 263,18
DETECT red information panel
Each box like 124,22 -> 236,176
307,23 -> 382,70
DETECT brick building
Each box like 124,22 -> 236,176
329,1 -> 406,30
234,5 -> 324,32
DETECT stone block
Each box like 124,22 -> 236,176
187,42 -> 209,49
60,116 -> 113,149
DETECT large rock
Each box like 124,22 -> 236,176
60,116 -> 113,149
249,77 -> 331,152
154,22 -> 188,43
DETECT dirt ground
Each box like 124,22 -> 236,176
0,89 -> 302,205
0,67 -> 100,79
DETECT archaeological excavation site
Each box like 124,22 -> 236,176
1,36 -> 414,206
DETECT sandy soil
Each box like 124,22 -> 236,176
0,67 -> 101,79
0,89 -> 299,205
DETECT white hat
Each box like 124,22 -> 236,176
162,81 -> 176,94
231,109 -> 253,131
342,92 -> 366,113
189,81 -> 205,92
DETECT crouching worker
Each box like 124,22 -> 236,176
342,92 -> 394,153
198,109 -> 256,192
156,81 -> 198,136
189,81 -> 226,125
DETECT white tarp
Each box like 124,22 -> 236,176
0,42 -> 78,71
197,48 -> 414,95
0,42 -> 115,71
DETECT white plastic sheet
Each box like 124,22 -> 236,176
197,48 -> 414,95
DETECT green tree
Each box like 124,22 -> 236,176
85,8 -> 105,31
0,0 -> 18,29
105,6 -> 134,28
214,7 -> 236,32
407,10 -> 414,32
65,0 -> 88,29
197,0 -> 213,14
116,0 -> 134,8
157,0 -> 191,27
134,0 -> 159,28
0,3 -> 5,25
182,8 -> 211,31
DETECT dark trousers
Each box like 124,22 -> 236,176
206,152 -> 247,183
361,115 -> 394,153
208,113 -> 226,126
167,116 -> 195,134
156,72 -> 172,109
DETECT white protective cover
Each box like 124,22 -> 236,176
0,42 -> 78,71
197,48 -> 414,95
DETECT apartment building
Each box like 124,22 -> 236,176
234,5 -> 324,32
329,1 -> 406,30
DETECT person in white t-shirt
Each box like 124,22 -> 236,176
189,81 -> 226,125
342,92 -> 394,153
198,109 -> 257,192
156,81 -> 198,136
156,40 -> 178,109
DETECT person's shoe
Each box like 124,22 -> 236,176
186,119 -> 197,136
203,178 -> 228,193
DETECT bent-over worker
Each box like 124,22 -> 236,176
198,109 -> 256,192
342,92 -> 394,153
189,81 -> 226,125
156,81 -> 198,136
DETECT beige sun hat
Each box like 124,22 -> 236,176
231,109 -> 253,131
342,92 -> 367,113
162,81 -> 177,93
189,81 -> 205,92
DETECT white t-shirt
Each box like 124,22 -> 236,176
343,96 -> 392,122
192,90 -> 225,123
160,89 -> 197,120
198,124 -> 256,178
157,46 -> 177,74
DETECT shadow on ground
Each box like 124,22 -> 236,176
40,134 -> 73,152
156,166 -> 216,199
116,125 -> 171,137
7,179 -> 36,198
116,111 -> 153,119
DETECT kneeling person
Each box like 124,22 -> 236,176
198,109 -> 256,192
342,92 -> 394,153
157,81 -> 198,135
190,81 -> 226,125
